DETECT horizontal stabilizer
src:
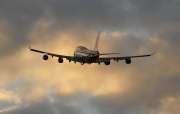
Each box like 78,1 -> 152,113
77,51 -> 120,56
98,53 -> 120,56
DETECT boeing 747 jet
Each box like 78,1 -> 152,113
29,32 -> 154,65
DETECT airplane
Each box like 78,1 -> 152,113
29,32 -> 155,65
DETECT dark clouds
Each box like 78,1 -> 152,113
0,0 -> 180,114
0,0 -> 180,49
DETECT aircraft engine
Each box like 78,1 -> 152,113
58,58 -> 64,63
125,59 -> 131,64
104,61 -> 110,65
43,55 -> 48,60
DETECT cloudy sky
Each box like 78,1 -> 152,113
0,0 -> 180,114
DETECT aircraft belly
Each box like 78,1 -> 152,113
85,56 -> 98,63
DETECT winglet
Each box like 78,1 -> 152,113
151,51 -> 156,55
29,45 -> 32,50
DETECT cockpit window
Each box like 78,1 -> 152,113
75,46 -> 87,51
80,46 -> 87,50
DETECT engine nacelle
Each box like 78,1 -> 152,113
104,61 -> 110,65
43,55 -> 48,60
125,59 -> 131,64
58,58 -> 64,63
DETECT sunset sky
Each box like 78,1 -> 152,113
0,0 -> 180,114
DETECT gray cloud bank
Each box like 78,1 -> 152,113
0,0 -> 180,114
1,0 -> 180,54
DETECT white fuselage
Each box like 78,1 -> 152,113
74,46 -> 99,63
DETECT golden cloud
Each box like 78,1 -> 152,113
0,22 -> 179,114
0,88 -> 21,104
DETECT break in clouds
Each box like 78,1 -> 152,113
0,0 -> 180,114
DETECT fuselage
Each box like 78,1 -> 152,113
74,46 -> 99,63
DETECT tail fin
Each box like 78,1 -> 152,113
93,31 -> 100,51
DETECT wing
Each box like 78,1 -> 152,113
29,46 -> 85,62
96,52 -> 155,63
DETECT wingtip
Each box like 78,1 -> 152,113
29,45 -> 31,50
152,51 -> 156,55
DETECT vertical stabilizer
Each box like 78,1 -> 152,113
93,31 -> 100,51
